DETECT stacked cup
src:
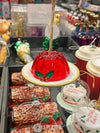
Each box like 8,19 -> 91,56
75,45 -> 100,100
75,45 -> 100,82
86,56 -> 100,100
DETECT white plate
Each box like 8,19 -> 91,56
66,114 -> 78,133
56,93 -> 78,113
21,61 -> 80,87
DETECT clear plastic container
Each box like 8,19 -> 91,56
61,79 -> 90,109
11,4 -> 27,37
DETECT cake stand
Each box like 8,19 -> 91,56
22,61 -> 80,87
56,93 -> 78,113
66,114 -> 77,133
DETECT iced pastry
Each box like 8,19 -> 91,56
62,84 -> 87,106
73,107 -> 100,133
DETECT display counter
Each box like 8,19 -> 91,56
0,36 -> 78,133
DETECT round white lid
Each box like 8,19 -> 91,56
86,56 -> 100,77
75,45 -> 100,61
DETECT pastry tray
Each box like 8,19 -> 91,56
0,66 -> 70,133
7,37 -> 77,66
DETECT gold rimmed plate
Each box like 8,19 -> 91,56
21,61 -> 80,87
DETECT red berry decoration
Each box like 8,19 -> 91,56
39,99 -> 43,103
48,118 -> 55,124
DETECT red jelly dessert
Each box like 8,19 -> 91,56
31,51 -> 70,82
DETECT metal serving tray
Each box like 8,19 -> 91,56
0,66 -> 70,133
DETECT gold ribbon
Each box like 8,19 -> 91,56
80,70 -> 95,88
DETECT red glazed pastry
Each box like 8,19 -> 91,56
31,51 -> 70,82
10,86 -> 50,105
11,102 -> 62,127
10,125 -> 64,133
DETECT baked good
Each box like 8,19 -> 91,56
12,102 -> 61,127
73,107 -> 100,133
10,125 -> 64,133
62,84 -> 87,106
0,45 -> 7,64
11,72 -> 28,85
10,85 -> 50,105
31,51 -> 70,82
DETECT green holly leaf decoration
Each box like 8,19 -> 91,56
46,71 -> 54,79
77,98 -> 81,102
35,71 -> 44,78
86,130 -> 91,133
28,102 -> 32,104
69,85 -> 74,88
10,128 -> 16,131
81,115 -> 86,118
80,126 -> 84,131
15,105 -> 19,107
27,126 -> 31,129
32,97 -> 39,101
65,97 -> 68,99
72,99 -> 76,102
96,130 -> 99,133
41,117 -> 49,123
81,119 -> 85,123
42,95 -> 49,102
43,37 -> 60,51
52,112 -> 60,121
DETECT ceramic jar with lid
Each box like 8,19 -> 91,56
86,56 -> 100,100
